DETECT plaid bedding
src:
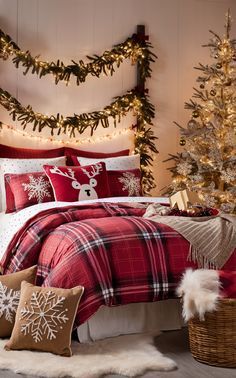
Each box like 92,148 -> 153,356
1,202 -> 236,326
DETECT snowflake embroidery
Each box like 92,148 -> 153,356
118,172 -> 140,196
0,282 -> 20,323
20,291 -> 69,343
22,175 -> 52,203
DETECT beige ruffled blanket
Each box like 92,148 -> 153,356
143,204 -> 236,269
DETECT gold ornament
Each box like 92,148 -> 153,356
192,110 -> 199,118
179,137 -> 186,146
216,62 -> 222,69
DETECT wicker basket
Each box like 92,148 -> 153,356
188,298 -> 236,367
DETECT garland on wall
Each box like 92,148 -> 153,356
0,26 -> 157,194
0,29 -> 156,85
0,87 -> 154,137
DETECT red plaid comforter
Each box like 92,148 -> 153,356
1,202 -> 236,326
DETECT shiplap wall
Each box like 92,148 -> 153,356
0,0 -> 235,194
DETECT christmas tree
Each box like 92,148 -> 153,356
166,10 -> 236,214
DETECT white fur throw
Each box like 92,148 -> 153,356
176,269 -> 221,321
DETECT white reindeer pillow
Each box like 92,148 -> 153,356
44,162 -> 110,201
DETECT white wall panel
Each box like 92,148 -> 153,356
0,0 -> 235,193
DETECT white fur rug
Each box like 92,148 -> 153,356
0,333 -> 176,377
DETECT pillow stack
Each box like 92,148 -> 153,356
0,267 -> 84,357
70,154 -> 142,197
0,144 -> 142,214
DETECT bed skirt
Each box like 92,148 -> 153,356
77,299 -> 183,342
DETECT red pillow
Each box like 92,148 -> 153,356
0,144 -> 64,158
44,163 -> 110,202
65,148 -> 129,165
108,169 -> 142,197
5,172 -> 54,213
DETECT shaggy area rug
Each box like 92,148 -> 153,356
0,333 -> 176,377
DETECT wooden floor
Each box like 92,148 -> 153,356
0,328 -> 234,378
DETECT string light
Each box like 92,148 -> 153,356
0,29 -> 158,194
0,29 -> 156,85
165,10 -> 236,213
0,122 -> 132,147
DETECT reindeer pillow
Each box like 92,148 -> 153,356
44,162 -> 110,202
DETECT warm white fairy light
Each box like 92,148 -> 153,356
0,122 -> 132,147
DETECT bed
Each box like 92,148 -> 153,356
0,145 -> 235,343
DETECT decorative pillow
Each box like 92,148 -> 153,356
5,282 -> 84,356
65,148 -> 129,165
108,169 -> 142,197
44,162 -> 110,202
5,172 -> 54,213
71,154 -> 140,171
0,156 -> 66,212
0,144 -> 64,159
0,266 -> 37,338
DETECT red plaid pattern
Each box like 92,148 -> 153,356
1,202 -> 235,326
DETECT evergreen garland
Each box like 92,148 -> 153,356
0,26 -> 158,193
0,29 -> 156,85
0,86 -> 157,193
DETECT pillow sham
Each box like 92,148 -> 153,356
5,172 -> 54,213
5,281 -> 84,357
65,148 -> 129,165
108,169 -> 142,197
0,156 -> 66,212
44,162 -> 110,202
71,154 -> 140,171
0,144 -> 64,159
0,266 -> 37,338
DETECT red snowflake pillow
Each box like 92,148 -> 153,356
5,172 -> 54,212
108,169 -> 142,197
44,162 -> 110,202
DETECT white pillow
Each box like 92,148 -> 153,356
75,154 -> 140,171
0,156 -> 66,212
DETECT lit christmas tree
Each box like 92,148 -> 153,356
166,10 -> 236,214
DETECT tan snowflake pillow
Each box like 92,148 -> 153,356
5,281 -> 84,357
0,266 -> 37,338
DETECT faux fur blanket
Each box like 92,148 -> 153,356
176,269 -> 220,321
144,204 -> 236,269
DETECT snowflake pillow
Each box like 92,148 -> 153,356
0,156 -> 66,213
71,154 -> 140,171
0,266 -> 37,338
108,169 -> 142,197
5,282 -> 84,357
5,172 -> 54,213
44,162 -> 110,202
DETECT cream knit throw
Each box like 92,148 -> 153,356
143,204 -> 236,268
